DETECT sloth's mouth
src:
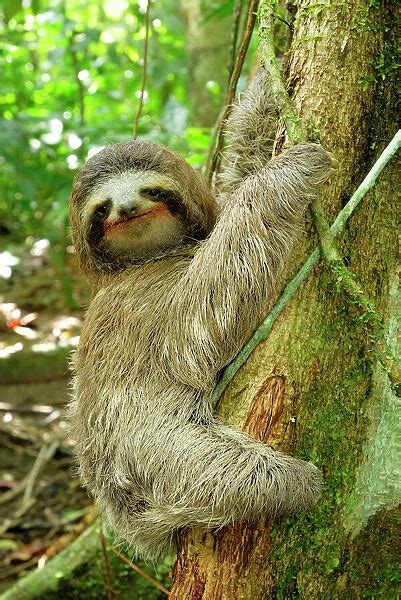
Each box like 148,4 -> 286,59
103,209 -> 155,234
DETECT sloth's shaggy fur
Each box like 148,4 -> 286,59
68,72 -> 335,559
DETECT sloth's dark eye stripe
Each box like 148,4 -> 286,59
140,188 -> 184,215
88,199 -> 112,247
94,199 -> 112,217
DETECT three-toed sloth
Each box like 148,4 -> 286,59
69,71 -> 335,559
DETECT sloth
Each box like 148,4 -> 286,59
69,71 -> 335,559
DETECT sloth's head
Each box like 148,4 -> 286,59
69,139 -> 217,281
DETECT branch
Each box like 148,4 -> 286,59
1,513 -> 171,600
207,0 -> 260,182
212,130 -> 401,405
228,0 -> 244,79
259,1 -> 303,145
16,441 -> 59,519
133,1 -> 151,138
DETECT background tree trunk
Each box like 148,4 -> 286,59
179,0 -> 232,126
170,1 -> 399,598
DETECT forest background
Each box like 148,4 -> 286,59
0,0 -> 399,599
1,1 -> 261,597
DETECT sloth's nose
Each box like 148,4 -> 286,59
115,196 -> 141,219
118,204 -> 138,218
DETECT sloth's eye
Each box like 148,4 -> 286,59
141,188 -> 166,200
140,189 -> 182,215
95,200 -> 111,217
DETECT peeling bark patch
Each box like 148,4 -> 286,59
243,375 -> 286,443
212,521 -> 268,569
171,523 -> 273,599
171,530 -> 206,599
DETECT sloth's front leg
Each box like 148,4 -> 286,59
161,143 -> 337,390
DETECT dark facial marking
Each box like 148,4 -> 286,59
95,199 -> 112,218
140,187 -> 184,216
139,187 -> 208,241
88,199 -> 112,247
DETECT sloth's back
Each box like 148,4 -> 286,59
69,250 -> 206,500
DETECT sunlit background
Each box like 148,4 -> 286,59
0,0 -> 260,352
0,1 -> 261,593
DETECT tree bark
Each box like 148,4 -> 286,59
170,1 -> 399,598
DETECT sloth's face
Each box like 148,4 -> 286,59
85,170 -> 187,264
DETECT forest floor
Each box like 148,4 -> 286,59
0,241 -> 92,593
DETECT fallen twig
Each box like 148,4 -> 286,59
0,439 -> 60,532
108,545 -> 170,596
45,505 -> 98,559
0,556 -> 41,581
0,478 -> 27,506
16,440 -> 60,519
0,521 -> 102,600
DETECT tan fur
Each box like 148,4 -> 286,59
69,71 -> 335,559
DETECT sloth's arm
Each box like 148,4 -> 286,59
216,70 -> 278,199
162,143 -> 334,390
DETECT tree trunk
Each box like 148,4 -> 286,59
170,1 -> 399,598
180,0 -> 232,126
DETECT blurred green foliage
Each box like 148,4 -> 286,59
0,0 -> 230,245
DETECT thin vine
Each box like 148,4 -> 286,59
207,0 -> 260,182
204,0 -> 245,177
133,0 -> 151,138
108,545 -> 170,596
228,0 -> 245,79
100,519 -> 114,600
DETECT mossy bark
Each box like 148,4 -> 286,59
170,1 -> 400,598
